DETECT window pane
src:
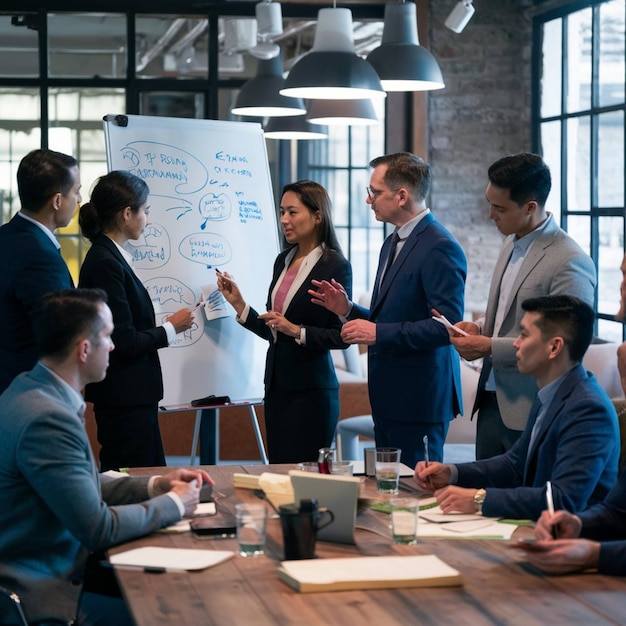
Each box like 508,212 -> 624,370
598,318 -> 624,342
598,110 -> 624,207
136,16 -> 208,79
598,216 -> 624,319
140,92 -> 205,118
599,0 -> 625,107
541,18 -> 562,118
566,8 -> 592,113
48,13 -> 126,79
567,215 -> 591,256
566,116 -> 590,211
0,15 -> 39,77
0,89 -> 41,223
325,171 -> 349,227
540,120 -> 562,222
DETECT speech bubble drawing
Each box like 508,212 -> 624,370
179,232 -> 232,268
127,222 -> 171,270
199,192 -> 232,227
122,141 -> 209,195
145,276 -> 195,308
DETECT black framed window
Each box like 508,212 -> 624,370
533,0 -> 626,341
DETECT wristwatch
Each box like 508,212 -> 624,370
474,488 -> 486,515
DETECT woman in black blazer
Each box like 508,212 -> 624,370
217,180 -> 352,463
78,171 -> 194,470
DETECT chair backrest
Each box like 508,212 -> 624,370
0,586 -> 28,626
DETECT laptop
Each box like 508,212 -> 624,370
289,470 -> 361,544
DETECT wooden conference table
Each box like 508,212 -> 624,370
109,465 -> 626,626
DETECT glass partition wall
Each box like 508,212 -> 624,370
0,4 -> 388,292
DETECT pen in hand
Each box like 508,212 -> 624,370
546,480 -> 558,539
423,435 -> 429,467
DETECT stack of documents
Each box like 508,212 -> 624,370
418,499 -> 518,539
277,555 -> 463,593
233,472 -> 295,508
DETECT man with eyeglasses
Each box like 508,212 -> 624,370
310,152 -> 467,466
443,153 -> 596,460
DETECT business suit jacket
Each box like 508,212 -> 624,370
456,365 -> 619,520
349,213 -> 467,428
579,470 -> 626,575
242,246 -> 352,392
475,214 -> 596,430
0,214 -> 73,393
79,235 -> 168,406
0,363 -> 181,623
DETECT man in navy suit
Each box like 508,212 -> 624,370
0,148 -> 81,393
310,152 -> 467,466
415,295 -> 619,521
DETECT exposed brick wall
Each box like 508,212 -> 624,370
426,0 -> 534,314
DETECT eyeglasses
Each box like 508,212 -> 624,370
366,186 -> 384,201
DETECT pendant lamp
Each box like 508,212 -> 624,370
306,99 -> 379,126
366,0 -> 444,92
280,7 -> 386,101
264,116 -> 328,140
231,55 -> 306,117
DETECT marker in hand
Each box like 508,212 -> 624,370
432,313 -> 470,336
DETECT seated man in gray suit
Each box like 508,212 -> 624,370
0,288 -> 212,625
415,295 -> 619,521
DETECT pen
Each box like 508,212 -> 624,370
100,561 -> 186,574
423,435 -> 429,467
546,480 -> 558,539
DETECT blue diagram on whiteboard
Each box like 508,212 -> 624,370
104,114 -> 279,405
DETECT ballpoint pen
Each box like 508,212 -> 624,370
546,480 -> 558,539
423,435 -> 429,467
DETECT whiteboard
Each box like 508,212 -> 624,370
103,113 -> 278,405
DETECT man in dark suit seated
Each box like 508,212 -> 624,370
0,148 -> 81,394
513,470 -> 626,575
0,288 -> 211,625
414,295 -> 619,521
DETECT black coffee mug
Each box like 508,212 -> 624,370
279,499 -> 334,560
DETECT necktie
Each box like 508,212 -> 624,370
382,231 -> 401,281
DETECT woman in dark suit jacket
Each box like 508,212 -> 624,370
78,171 -> 194,470
217,180 -> 352,463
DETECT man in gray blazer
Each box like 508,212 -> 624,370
448,153 -> 596,459
0,288 -> 211,625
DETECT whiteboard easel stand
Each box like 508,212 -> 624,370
160,400 -> 267,465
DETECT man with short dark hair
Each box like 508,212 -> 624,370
310,152 -> 467,466
0,148 -> 81,393
0,289 -> 211,624
448,153 -> 596,459
415,295 -> 619,521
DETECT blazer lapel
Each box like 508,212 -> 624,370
483,238 -> 513,335
523,366 -> 582,482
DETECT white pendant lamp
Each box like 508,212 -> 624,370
306,99 -> 379,126
366,0 -> 444,92
231,55 -> 306,118
280,7 -> 386,101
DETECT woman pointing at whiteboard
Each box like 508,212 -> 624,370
218,180 -> 352,463
78,171 -> 194,470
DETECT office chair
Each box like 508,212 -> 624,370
0,585 -> 28,626
0,585 -> 74,626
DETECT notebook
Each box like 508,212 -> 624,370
289,470 -> 361,544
